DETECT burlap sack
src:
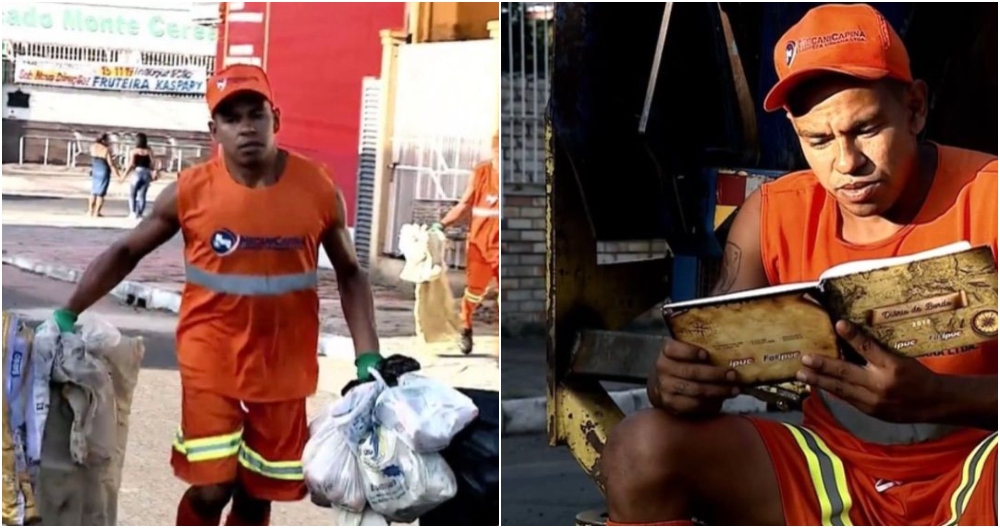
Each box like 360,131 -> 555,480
34,334 -> 145,526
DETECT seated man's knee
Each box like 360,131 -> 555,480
187,483 -> 235,513
603,410 -> 700,494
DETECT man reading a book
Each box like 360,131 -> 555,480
601,4 -> 998,527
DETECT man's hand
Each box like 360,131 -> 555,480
52,309 -> 78,333
649,339 -> 741,417
796,320 -> 940,423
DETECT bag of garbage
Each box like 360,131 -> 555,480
331,505 -> 390,526
12,313 -> 144,527
303,412 -> 368,513
357,425 -> 457,523
374,373 -> 479,453
303,372 -> 386,512
420,388 -> 500,527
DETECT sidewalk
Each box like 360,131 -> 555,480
2,167 -> 173,201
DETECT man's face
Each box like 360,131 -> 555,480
209,92 -> 279,165
788,78 -> 927,218
491,140 -> 499,169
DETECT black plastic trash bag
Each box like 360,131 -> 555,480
419,388 -> 499,527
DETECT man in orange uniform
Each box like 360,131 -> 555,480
50,65 -> 383,526
602,4 -> 997,526
435,134 -> 500,355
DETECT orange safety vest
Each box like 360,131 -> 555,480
175,153 -> 339,402
759,144 -> 998,482
467,161 -> 500,263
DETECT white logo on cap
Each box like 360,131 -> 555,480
785,41 -> 797,66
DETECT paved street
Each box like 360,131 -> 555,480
501,435 -> 606,526
2,193 -> 500,339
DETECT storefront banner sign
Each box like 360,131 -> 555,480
14,57 -> 206,95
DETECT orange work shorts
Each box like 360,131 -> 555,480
170,385 -> 309,502
750,419 -> 997,526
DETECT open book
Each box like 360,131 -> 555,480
662,242 -> 998,385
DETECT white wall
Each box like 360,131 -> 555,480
2,84 -> 209,131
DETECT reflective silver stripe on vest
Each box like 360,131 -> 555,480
472,207 -> 500,218
819,390 -> 959,445
185,263 -> 318,296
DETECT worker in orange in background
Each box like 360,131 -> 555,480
434,133 -> 501,355
51,64 -> 382,526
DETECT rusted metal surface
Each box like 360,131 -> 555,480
570,330 -> 666,384
554,381 -> 624,493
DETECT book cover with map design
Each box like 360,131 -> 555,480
823,245 -> 998,359
663,242 -> 997,386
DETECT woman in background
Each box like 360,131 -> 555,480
121,133 -> 158,219
88,133 -> 120,217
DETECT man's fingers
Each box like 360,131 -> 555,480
668,378 -> 740,399
800,354 -> 867,385
836,320 -> 888,366
664,357 -> 737,383
796,368 -> 875,407
662,340 -> 709,362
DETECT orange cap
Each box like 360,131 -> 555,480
763,4 -> 912,112
206,64 -> 274,114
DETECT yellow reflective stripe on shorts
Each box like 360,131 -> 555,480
464,289 -> 485,303
943,432 -> 998,526
782,423 -> 854,526
172,427 -> 243,463
238,442 -> 304,481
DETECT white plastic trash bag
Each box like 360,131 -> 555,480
374,373 -> 479,453
303,378 -> 384,513
331,506 -> 390,526
357,427 -> 457,523
303,413 -> 367,513
331,379 -> 384,453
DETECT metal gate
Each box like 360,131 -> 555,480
384,39 -> 498,268
502,2 -> 552,185
353,76 -> 381,269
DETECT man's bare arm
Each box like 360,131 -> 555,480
62,183 -> 181,315
711,190 -> 770,295
439,173 -> 477,228
321,189 -> 379,357
647,191 -> 769,407
930,374 -> 998,431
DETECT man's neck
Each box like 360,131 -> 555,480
224,149 -> 285,188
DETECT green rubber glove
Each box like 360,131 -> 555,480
355,352 -> 383,382
53,309 -> 78,333
430,222 -> 444,233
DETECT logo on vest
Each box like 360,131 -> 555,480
485,194 -> 499,206
210,228 -> 307,257
211,229 -> 241,256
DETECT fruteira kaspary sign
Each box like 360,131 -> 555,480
14,58 -> 206,96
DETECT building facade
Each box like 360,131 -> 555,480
2,2 -> 215,166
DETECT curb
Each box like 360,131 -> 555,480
3,253 -> 769,436
1,253 -> 357,361
499,389 -> 767,436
